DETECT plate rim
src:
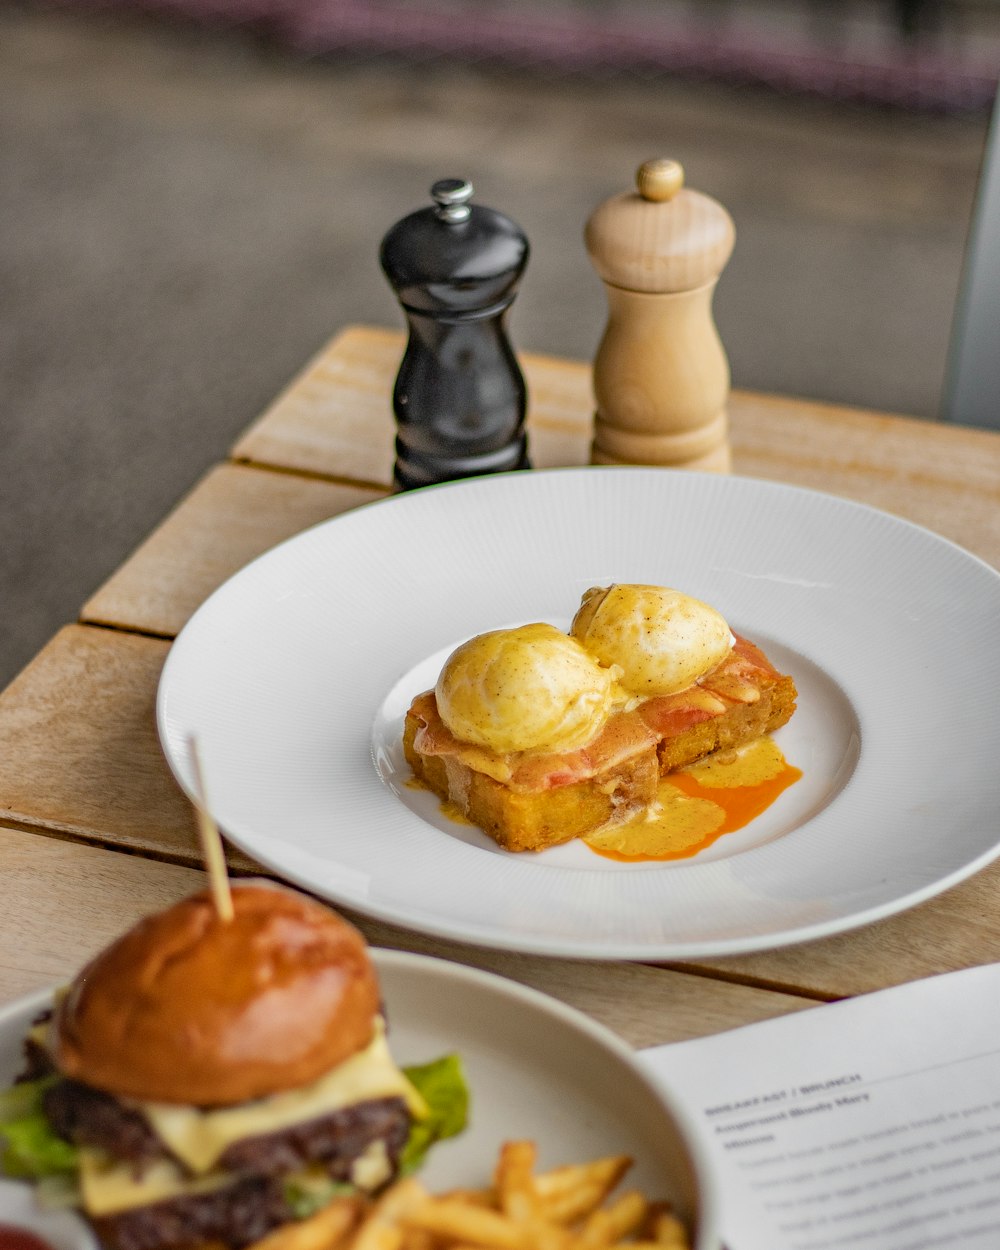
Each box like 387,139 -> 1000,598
155,466 -> 1000,960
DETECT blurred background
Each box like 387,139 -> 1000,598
2,0 -> 997,687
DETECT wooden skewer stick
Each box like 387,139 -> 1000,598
187,734 -> 234,922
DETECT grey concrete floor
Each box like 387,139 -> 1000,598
0,4 -> 991,688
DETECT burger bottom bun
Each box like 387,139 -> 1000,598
53,884 -> 381,1105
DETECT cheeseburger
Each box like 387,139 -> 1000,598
0,885 -> 464,1250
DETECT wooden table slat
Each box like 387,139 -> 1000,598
232,326 -> 1000,568
82,464 -> 385,637
1,827 -> 817,1048
729,392 -> 1000,566
232,326 -> 598,484
0,625 -> 255,866
5,624 -> 1000,1004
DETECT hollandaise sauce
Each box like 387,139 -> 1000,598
405,776 -> 477,826
584,737 -> 802,862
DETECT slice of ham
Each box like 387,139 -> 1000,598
409,692 -> 658,792
509,711 -> 659,791
637,635 -> 777,732
637,685 -> 729,737
409,635 -> 780,794
726,634 -> 781,677
409,691 -> 517,783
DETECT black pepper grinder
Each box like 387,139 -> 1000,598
379,178 -> 531,491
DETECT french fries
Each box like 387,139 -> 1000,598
251,1141 -> 691,1250
248,1196 -> 365,1250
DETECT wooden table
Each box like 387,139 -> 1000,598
4,323 -> 1000,1046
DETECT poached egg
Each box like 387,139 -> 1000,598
435,623 -> 617,754
570,584 -> 733,697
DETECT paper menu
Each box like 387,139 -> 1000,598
640,964 -> 1000,1250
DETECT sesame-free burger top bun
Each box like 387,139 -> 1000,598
53,884 -> 380,1106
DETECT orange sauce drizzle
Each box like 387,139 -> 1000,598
585,738 -> 802,863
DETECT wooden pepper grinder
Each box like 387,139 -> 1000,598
380,178 -> 531,491
584,158 -> 735,472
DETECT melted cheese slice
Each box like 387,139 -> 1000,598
136,1020 -> 425,1175
78,1140 -> 394,1217
79,1151 -> 232,1217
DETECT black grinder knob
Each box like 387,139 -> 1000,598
379,179 -> 531,491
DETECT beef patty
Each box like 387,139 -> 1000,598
44,1080 -> 410,1179
86,1096 -> 410,1250
91,1174 -> 294,1250
44,1079 -> 163,1165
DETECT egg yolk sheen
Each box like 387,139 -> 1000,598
571,584 -> 733,697
435,623 -> 617,754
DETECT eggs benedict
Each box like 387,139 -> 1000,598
404,584 -> 797,853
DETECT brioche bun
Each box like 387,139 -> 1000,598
53,884 -> 380,1106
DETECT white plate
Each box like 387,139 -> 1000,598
157,466 -> 1000,959
0,951 -> 717,1249
0,1179 -> 100,1250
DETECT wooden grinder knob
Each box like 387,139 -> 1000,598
584,158 -> 735,471
637,156 -> 685,202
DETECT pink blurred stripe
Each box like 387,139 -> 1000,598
46,0 -> 999,112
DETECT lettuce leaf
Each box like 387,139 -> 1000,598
0,1079 -> 49,1121
399,1054 -> 469,1175
0,1054 -> 469,1192
0,1078 -> 78,1180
